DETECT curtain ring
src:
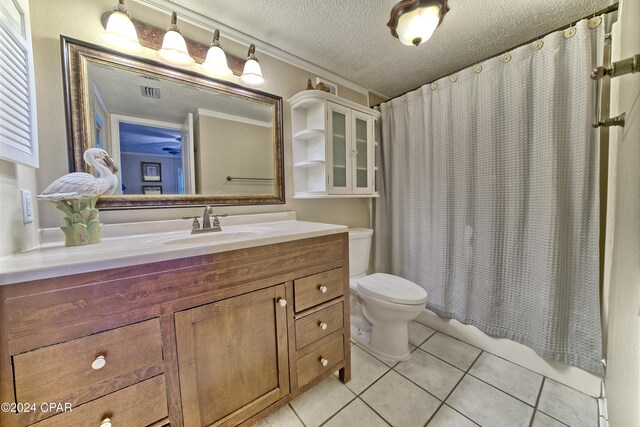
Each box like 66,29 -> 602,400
533,40 -> 543,51
416,88 -> 422,96
450,75 -> 458,83
588,16 -> 602,29
386,101 -> 392,108
431,83 -> 437,90
400,95 -> 406,102
502,53 -> 512,63
474,65 -> 483,74
564,26 -> 576,39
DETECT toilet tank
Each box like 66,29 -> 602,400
348,228 -> 374,278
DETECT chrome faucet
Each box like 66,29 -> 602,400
183,206 -> 227,233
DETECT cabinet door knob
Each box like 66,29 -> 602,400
278,298 -> 287,307
91,355 -> 106,370
100,417 -> 112,427
318,285 -> 328,293
320,357 -> 329,367
319,322 -> 328,330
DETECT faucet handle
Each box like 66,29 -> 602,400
210,213 -> 227,229
182,216 -> 201,231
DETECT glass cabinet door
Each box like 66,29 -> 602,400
327,103 -> 352,194
352,112 -> 373,194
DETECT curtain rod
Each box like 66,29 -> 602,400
373,2 -> 620,107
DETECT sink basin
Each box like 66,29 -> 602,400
163,230 -> 263,246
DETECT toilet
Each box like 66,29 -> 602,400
349,228 -> 428,362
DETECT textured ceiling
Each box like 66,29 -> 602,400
158,0 -> 610,98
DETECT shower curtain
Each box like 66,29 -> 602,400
374,18 -> 604,375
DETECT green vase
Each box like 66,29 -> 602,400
54,197 -> 103,246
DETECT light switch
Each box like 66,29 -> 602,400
20,189 -> 33,224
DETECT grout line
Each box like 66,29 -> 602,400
356,370 -> 403,426
288,402 -> 308,427
356,397 -> 393,426
318,395 -> 358,426
466,372 -> 537,409
529,377 -> 546,427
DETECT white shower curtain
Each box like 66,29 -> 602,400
375,18 -> 604,375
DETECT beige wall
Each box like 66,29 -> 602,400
0,161 -> 39,257
603,0 -> 640,424
194,114 -> 273,194
15,0 -> 370,247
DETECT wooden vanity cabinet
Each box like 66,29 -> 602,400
0,232 -> 351,427
175,285 -> 290,427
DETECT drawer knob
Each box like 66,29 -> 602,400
100,418 -> 112,427
278,298 -> 287,307
318,285 -> 328,293
91,355 -> 106,370
320,357 -> 329,367
319,322 -> 328,330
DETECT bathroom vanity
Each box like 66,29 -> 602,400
0,214 -> 351,426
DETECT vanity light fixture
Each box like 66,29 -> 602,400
201,30 -> 233,78
240,44 -> 267,88
387,0 -> 449,46
98,0 -> 142,53
158,12 -> 195,66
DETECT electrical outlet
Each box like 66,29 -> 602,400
20,189 -> 33,224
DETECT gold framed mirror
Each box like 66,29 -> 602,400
61,36 -> 284,209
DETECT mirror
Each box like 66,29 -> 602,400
62,36 -> 284,208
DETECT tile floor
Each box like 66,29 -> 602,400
256,321 -> 600,427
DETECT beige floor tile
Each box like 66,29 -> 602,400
537,379 -> 598,427
395,348 -> 464,400
324,398 -> 389,427
361,370 -> 441,427
345,345 -> 390,394
469,352 -> 543,405
408,321 -> 436,346
446,375 -> 534,427
254,404 -> 303,427
290,376 -> 355,427
427,404 -> 478,426
532,410 -> 567,426
420,333 -> 481,370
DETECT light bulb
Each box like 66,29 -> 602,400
98,1 -> 142,53
240,44 -> 267,88
396,5 -> 440,46
157,12 -> 195,66
201,30 -> 232,78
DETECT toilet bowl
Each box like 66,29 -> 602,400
349,229 -> 428,362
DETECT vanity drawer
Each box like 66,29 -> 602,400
32,374 -> 168,426
13,318 -> 163,406
297,334 -> 344,388
295,302 -> 344,350
294,268 -> 344,312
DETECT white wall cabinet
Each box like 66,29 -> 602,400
289,91 -> 379,198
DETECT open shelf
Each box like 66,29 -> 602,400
294,160 -> 325,168
293,129 -> 325,140
294,192 -> 380,199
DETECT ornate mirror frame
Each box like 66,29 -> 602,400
61,36 -> 285,209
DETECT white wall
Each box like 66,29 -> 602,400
21,0 -> 371,247
603,0 -> 640,424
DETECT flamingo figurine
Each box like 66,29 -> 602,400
38,148 -> 119,201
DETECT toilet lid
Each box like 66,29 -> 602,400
356,273 -> 428,305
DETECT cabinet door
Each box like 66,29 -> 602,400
352,112 -> 374,194
175,285 -> 289,427
327,102 -> 352,194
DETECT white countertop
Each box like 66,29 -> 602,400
0,212 -> 348,286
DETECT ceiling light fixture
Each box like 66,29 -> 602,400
158,12 -> 195,66
98,0 -> 142,53
240,44 -> 267,88
201,29 -> 233,78
387,0 -> 449,47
